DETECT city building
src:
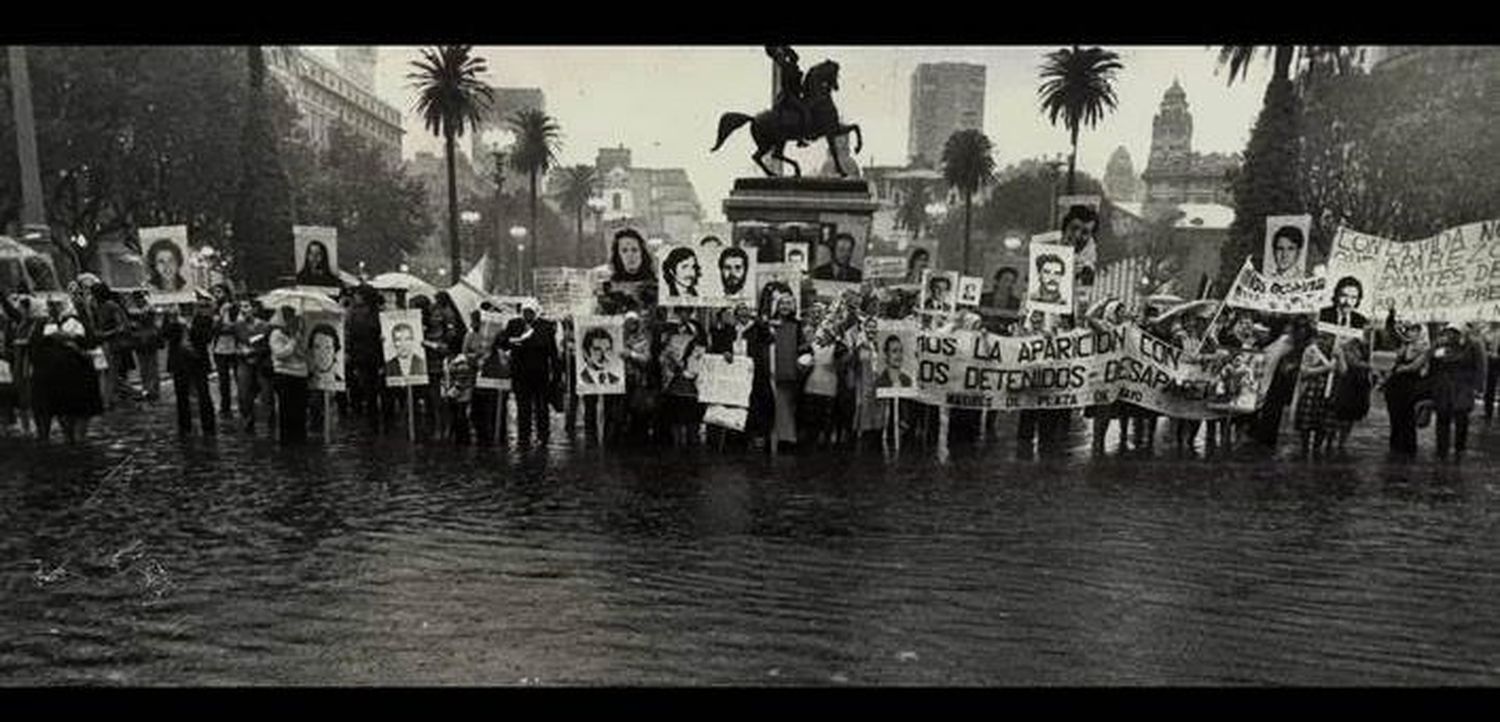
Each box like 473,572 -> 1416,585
907,63 -> 986,168
1140,80 -> 1238,206
584,145 -> 704,244
264,46 -> 404,166
1103,146 -> 1142,203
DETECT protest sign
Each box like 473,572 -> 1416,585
1059,195 -> 1102,301
919,269 -> 959,315
0,359 -> 11,385
754,263 -> 803,319
1264,215 -> 1312,279
704,405 -> 749,432
293,226 -> 340,291
574,315 -> 625,395
913,323 -> 1237,418
957,276 -> 983,307
900,241 -> 938,286
533,268 -> 595,317
1223,258 -> 1328,315
1337,219 -> 1500,322
874,320 -> 919,399
863,255 -> 908,284
1026,242 -> 1074,315
654,244 -> 713,306
138,225 -> 196,305
475,311 -> 513,391
1325,226 -> 1388,321
783,241 -> 810,272
380,309 -> 428,387
698,354 -> 754,407
304,310 -> 346,392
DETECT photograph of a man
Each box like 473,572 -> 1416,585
718,246 -> 751,297
579,326 -> 622,389
1319,276 -> 1369,329
1026,242 -> 1074,314
384,321 -> 426,379
1264,216 -> 1311,279
922,270 -> 956,313
1033,254 -> 1066,304
811,232 -> 863,282
876,334 -> 913,389
784,243 -> 808,273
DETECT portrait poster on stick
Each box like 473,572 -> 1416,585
698,354 -> 755,408
380,309 -> 428,387
139,225 -> 195,305
654,244 -> 711,306
754,263 -> 803,320
919,269 -> 959,315
293,225 -> 340,291
1026,242 -> 1075,315
304,309 -> 346,392
533,268 -> 596,317
1263,214 -> 1312,279
573,315 -> 626,396
900,241 -> 938,288
873,320 -> 919,399
475,310 -> 513,391
863,255 -> 908,286
691,246 -> 757,308
783,241 -> 810,273
957,276 -> 984,307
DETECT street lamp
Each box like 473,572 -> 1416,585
1003,236 -> 1024,251
586,196 -> 608,264
510,225 -> 528,293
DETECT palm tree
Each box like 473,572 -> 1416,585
409,45 -> 493,281
507,109 -> 561,287
940,129 -> 996,274
1037,46 -> 1124,194
557,164 -> 598,266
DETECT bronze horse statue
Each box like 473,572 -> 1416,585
711,60 -> 864,178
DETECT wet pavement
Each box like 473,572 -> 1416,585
2,388 -> 1499,685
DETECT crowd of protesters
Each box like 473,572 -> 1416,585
1,229 -> 1494,462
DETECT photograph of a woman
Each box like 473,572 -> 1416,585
296,239 -> 341,288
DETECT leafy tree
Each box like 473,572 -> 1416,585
506,109 -> 561,287
940,129 -> 995,274
2,47 -> 299,277
231,45 -> 295,291
287,124 -> 434,276
555,164 -> 598,266
1037,46 -> 1123,194
409,45 -> 493,282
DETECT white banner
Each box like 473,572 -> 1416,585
698,354 -> 755,407
1223,258 -> 1328,315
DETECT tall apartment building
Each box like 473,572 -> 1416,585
907,63 -> 986,168
264,46 -> 404,166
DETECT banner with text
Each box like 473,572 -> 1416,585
1223,258 -> 1328,315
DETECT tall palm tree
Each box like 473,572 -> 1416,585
1216,45 -> 1358,89
507,109 -> 561,287
485,149 -> 508,292
941,129 -> 996,274
557,164 -> 598,267
1037,46 -> 1124,194
409,45 -> 493,281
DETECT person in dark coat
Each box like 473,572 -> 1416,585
1428,322 -> 1485,459
1382,310 -> 1430,456
500,300 -> 558,445
30,299 -> 104,442
164,301 -> 217,435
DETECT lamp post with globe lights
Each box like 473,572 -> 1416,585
510,225 -> 528,293
586,196 -> 608,266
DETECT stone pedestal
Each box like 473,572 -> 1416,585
722,177 -> 880,273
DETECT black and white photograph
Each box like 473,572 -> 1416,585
293,225 -> 341,290
6,40 -> 1500,691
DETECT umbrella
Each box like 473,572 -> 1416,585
370,272 -> 437,299
259,287 -> 343,314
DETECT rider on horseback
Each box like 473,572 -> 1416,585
766,45 -> 812,148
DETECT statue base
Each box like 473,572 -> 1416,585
723,177 -> 879,301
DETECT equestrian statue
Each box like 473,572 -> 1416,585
711,45 -> 864,178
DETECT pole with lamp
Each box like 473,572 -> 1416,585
1045,154 -> 1067,231
510,225 -> 528,294
587,196 -> 608,267
459,210 -> 481,284
919,199 -> 948,450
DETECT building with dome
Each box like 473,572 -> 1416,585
1140,80 -> 1238,206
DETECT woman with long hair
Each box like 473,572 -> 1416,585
296,240 -> 341,287
146,239 -> 188,293
609,229 -> 654,283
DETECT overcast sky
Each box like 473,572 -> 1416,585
308,46 -> 1273,223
